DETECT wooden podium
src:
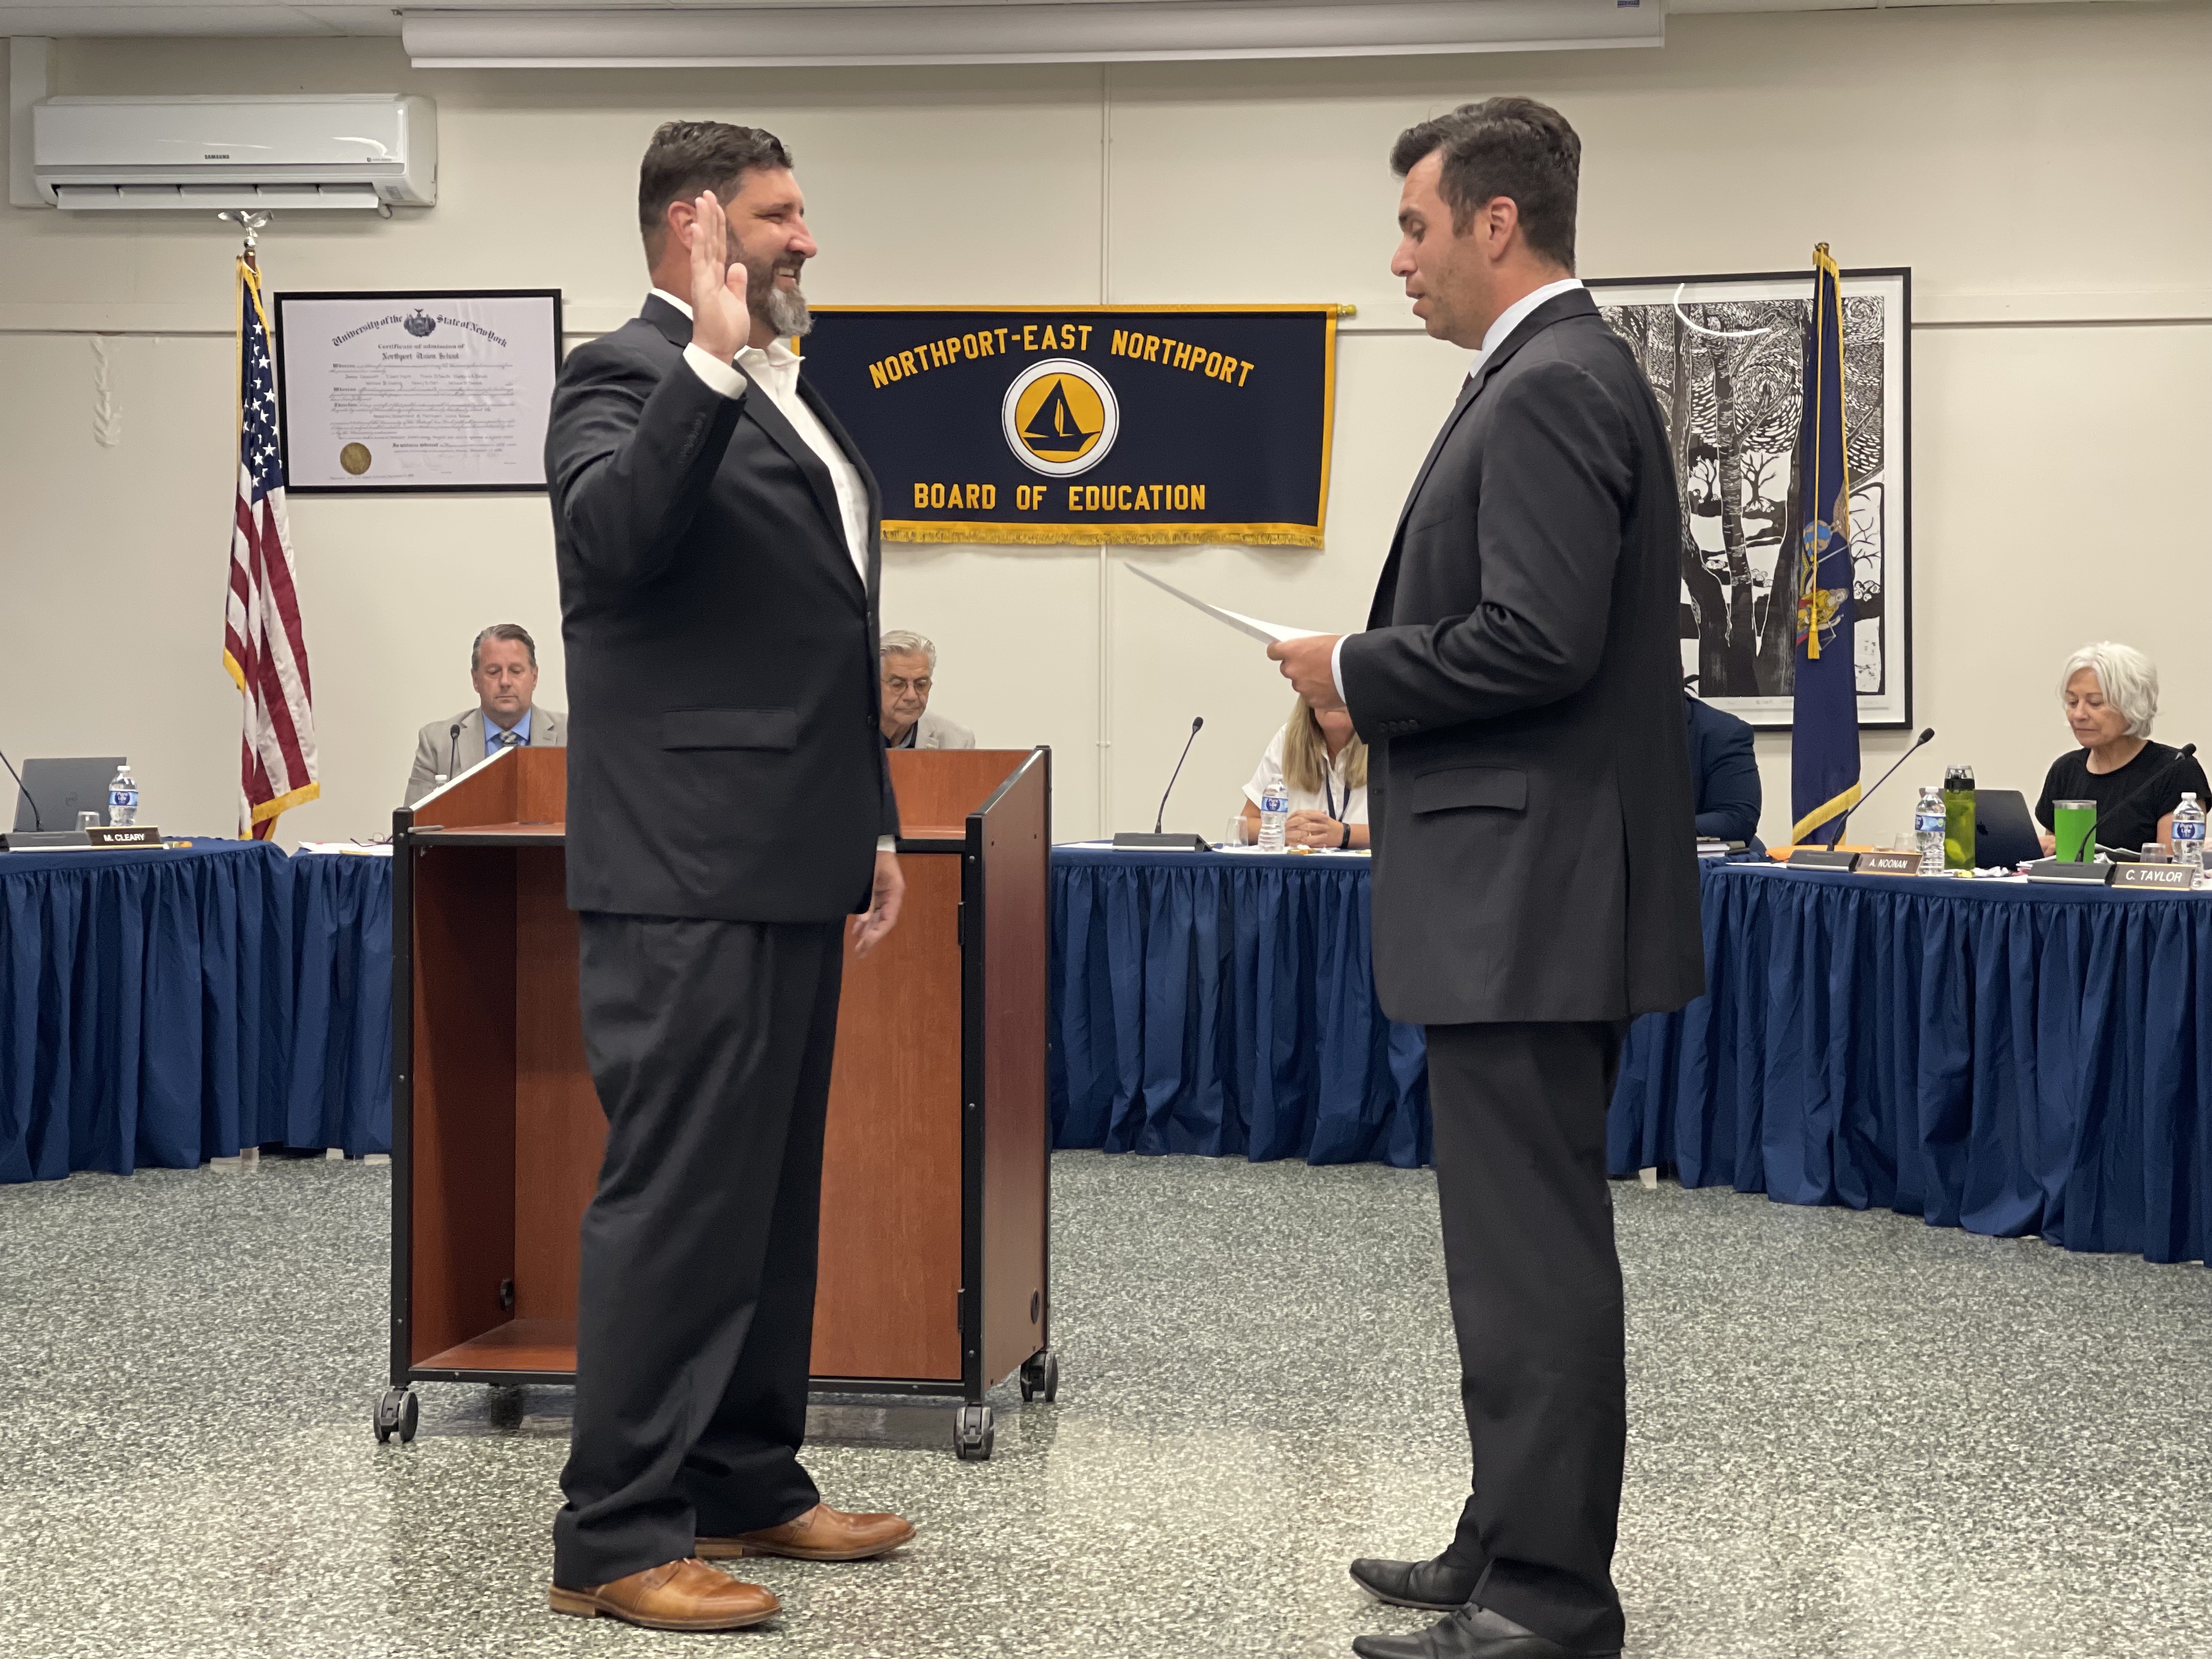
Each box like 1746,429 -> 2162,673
379,743 -> 1053,1460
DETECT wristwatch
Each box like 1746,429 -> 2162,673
1339,820 -> 1352,850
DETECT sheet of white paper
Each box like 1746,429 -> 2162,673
1124,563 -> 1322,646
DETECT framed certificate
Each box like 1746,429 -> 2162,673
273,289 -> 563,493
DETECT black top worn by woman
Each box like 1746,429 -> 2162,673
2035,740 -> 2211,854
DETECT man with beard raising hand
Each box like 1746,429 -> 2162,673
543,121 -> 910,1633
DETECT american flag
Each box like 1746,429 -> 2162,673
222,257 -> 319,840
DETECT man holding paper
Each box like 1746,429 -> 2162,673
1269,98 -> 1702,1659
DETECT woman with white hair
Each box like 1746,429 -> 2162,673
2034,641 -> 2208,855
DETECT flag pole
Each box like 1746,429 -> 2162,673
218,206 -> 321,843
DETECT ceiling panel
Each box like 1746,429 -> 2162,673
0,4 -> 393,34
0,0 -> 2142,45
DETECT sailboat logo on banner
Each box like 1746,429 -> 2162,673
1002,357 -> 1120,477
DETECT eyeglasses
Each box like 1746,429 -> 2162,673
883,675 -> 932,695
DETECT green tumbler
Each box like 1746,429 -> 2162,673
2053,799 -> 2097,864
1943,765 -> 1976,871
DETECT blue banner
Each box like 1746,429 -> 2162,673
1790,246 -> 1861,844
799,306 -> 1338,547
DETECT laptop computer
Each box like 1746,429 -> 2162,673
12,757 -> 125,833
1974,788 -> 2045,869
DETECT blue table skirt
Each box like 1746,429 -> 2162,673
20,838 -> 2209,1266
280,853 -> 392,1159
1613,863 -> 2212,1265
0,842 -> 391,1181
1049,845 -> 1429,1167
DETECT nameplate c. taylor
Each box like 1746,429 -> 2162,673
2109,862 -> 2199,893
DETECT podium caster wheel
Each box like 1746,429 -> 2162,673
953,1403 -> 994,1461
375,1387 -> 419,1445
1019,1350 -> 1059,1404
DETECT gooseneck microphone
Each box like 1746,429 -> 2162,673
2094,741 -> 2198,854
1,745 -> 41,831
1113,716 -> 1212,851
445,720 -> 463,781
1831,726 -> 1935,844
1155,716 -> 1204,834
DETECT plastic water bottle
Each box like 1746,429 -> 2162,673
108,762 -> 140,828
1915,785 -> 1945,876
2172,792 -> 2206,870
1257,765 -> 1289,854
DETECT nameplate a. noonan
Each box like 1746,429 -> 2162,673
1854,850 -> 1920,876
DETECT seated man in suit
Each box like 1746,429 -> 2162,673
1684,690 -> 1761,847
402,623 -> 568,805
879,629 -> 975,751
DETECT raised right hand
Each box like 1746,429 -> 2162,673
686,190 -> 750,363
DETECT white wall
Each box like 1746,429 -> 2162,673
2,5 -> 2208,845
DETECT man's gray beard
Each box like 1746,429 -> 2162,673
762,284 -> 812,338
745,261 -> 812,339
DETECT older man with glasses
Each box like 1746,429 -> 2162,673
878,630 -> 975,751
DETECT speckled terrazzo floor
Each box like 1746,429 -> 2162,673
3,1152 -> 2209,1658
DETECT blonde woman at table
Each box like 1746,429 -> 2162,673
1238,695 -> 1372,849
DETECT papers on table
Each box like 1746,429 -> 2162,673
1123,564 -> 1322,646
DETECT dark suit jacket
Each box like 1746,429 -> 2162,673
545,296 -> 896,922
1339,289 -> 1704,1025
1684,695 -> 1762,845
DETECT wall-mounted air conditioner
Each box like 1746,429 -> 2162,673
30,93 -> 436,212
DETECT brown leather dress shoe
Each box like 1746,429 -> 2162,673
548,1558 -> 780,1630
698,1502 -> 915,1562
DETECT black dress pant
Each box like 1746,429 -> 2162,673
552,912 -> 845,1588
1424,1020 -> 1629,1656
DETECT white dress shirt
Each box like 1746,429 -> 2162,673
1332,276 -> 1587,703
650,291 -> 895,855
650,289 -> 871,588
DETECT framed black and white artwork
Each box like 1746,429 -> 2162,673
273,289 -> 563,493
1589,267 -> 1911,729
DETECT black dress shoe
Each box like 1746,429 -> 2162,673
1350,1603 -> 1619,1659
1348,1555 -> 1482,1612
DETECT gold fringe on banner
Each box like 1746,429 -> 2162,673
884,521 -> 1324,548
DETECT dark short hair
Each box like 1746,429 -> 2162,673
637,120 -> 793,244
1389,97 -> 1581,269
471,623 -> 537,672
